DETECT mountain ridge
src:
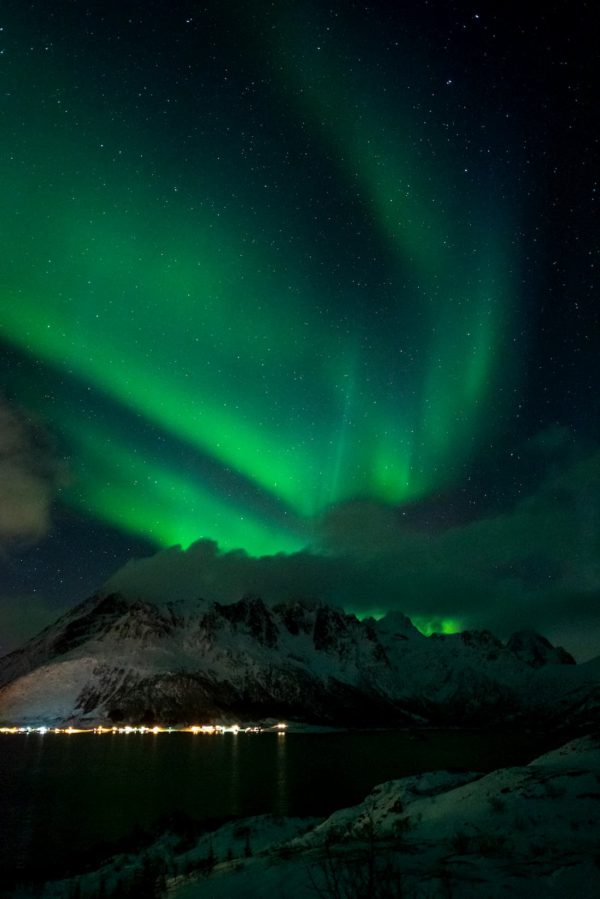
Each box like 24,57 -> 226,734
1,588 -> 595,729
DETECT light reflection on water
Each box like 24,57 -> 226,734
227,732 -> 241,816
0,729 -> 554,881
275,731 -> 288,816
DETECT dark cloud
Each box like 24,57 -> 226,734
317,445 -> 600,657
105,443 -> 600,661
0,397 -> 67,545
105,540 -> 366,609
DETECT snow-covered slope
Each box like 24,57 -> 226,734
0,584 -> 593,728
168,733 -> 600,898
36,734 -> 600,899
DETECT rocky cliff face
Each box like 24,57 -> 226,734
0,589 -> 591,728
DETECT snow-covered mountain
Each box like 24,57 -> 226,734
0,585 -> 595,728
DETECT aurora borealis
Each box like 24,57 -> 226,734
1,1 -> 598,656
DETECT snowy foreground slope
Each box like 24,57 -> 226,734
0,586 -> 598,728
32,734 -> 600,899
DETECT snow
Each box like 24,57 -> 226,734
170,733 -> 600,897
28,733 -> 600,898
0,590 -> 597,729
2,571 -> 598,896
0,657 -> 98,724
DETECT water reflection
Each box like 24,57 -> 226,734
275,731 -> 288,816
0,729 -> 555,881
15,734 -> 46,873
227,733 -> 241,816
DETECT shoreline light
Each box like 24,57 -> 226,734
0,721 -> 288,735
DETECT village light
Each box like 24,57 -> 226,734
1,721 -> 271,735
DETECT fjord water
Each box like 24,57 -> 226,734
1,729 -> 552,882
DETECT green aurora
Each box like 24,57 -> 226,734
0,4 -> 519,572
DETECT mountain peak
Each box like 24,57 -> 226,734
507,630 -> 576,668
374,611 -> 423,642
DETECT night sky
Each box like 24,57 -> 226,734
0,1 -> 598,658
